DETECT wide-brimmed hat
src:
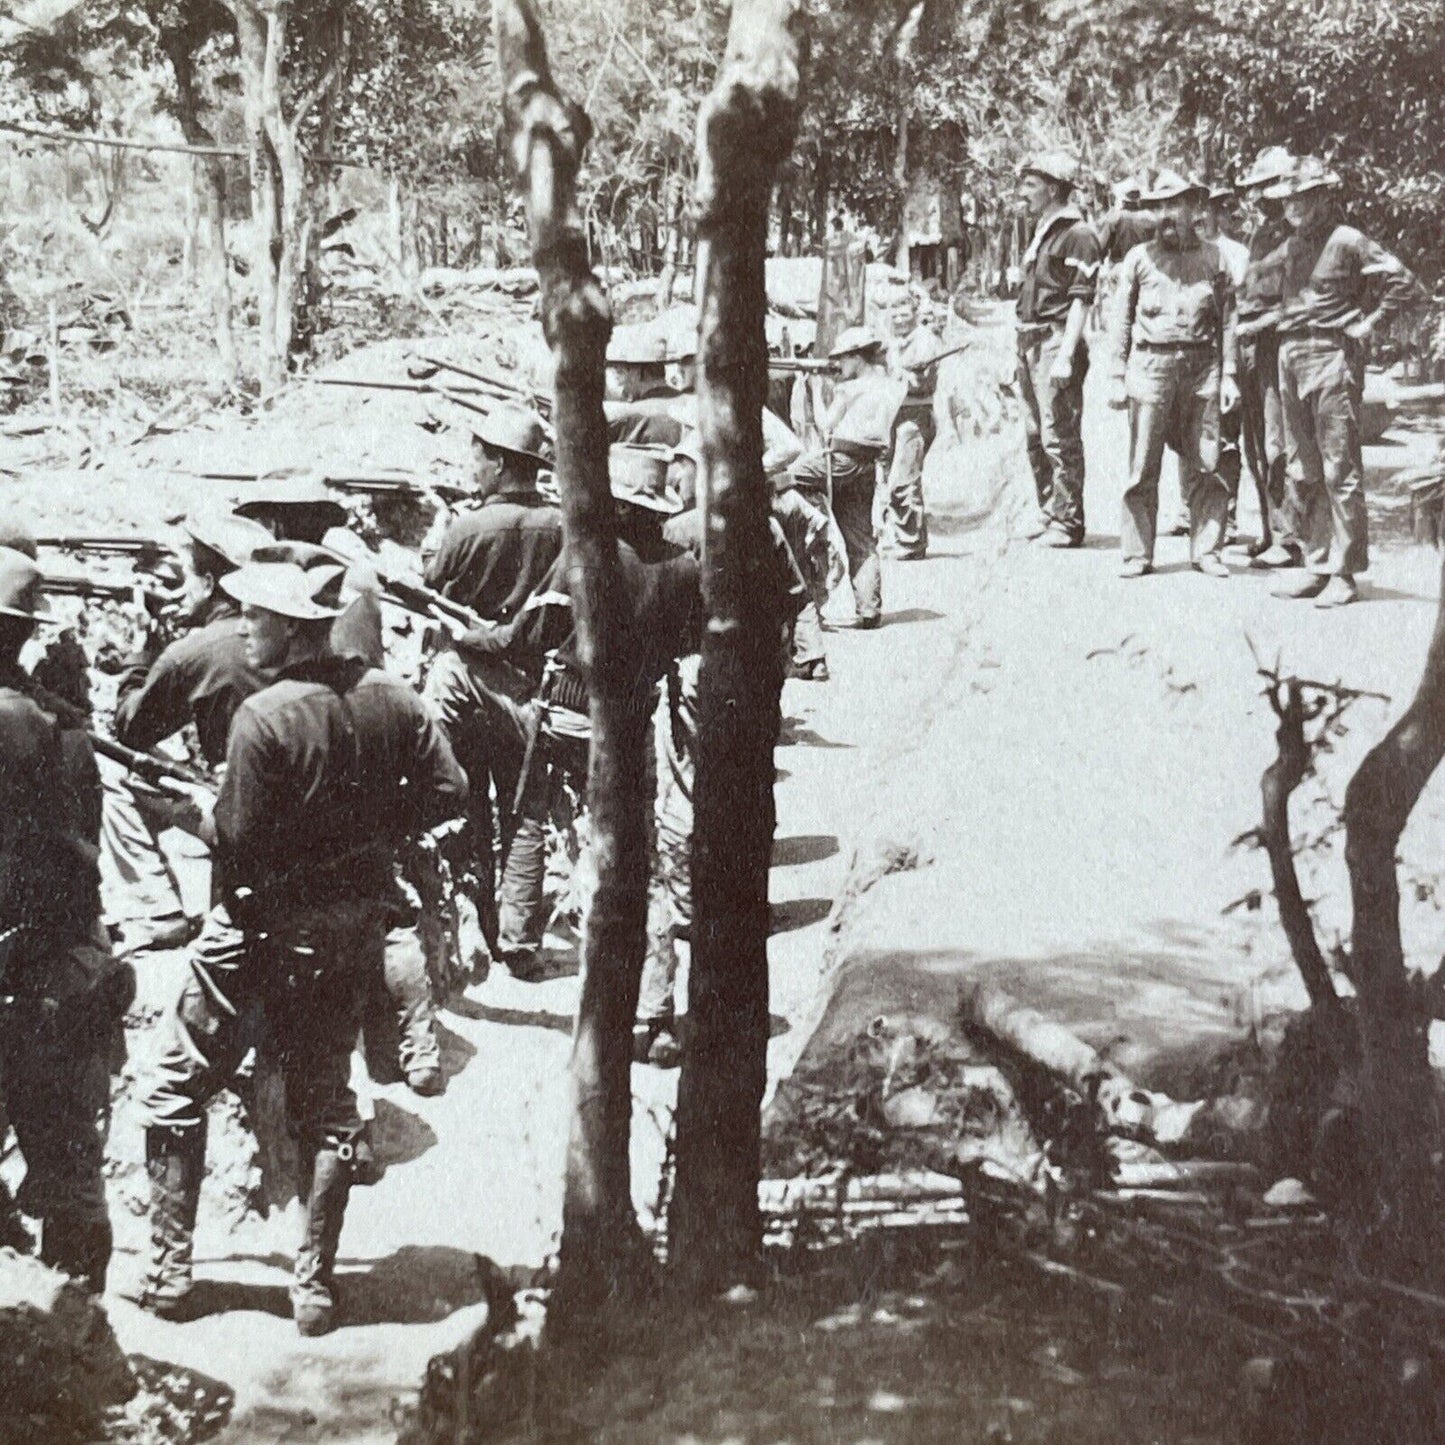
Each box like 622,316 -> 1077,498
1236,146 -> 1295,191
1264,155 -> 1341,201
610,443 -> 683,514
472,404 -> 551,465
1113,174 -> 1146,207
220,559 -> 346,620
830,325 -> 884,360
1141,168 -> 1208,205
1206,184 -> 1236,205
233,473 -> 348,529
606,324 -> 668,367
181,510 -> 272,570
1019,151 -> 1078,188
0,546 -> 53,622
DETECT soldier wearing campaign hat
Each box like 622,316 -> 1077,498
134,557 -> 467,1335
1232,147 -> 1301,565
1266,156 -> 1419,607
1015,149 -> 1102,548
1109,168 -> 1239,578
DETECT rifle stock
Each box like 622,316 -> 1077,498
89,731 -> 212,791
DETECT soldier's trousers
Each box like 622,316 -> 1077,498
360,922 -> 440,1081
1120,347 -> 1228,565
139,903 -> 377,1149
1278,335 -> 1369,577
881,407 -> 933,559
1238,332 -> 1294,545
772,487 -> 831,673
639,690 -> 693,1028
424,650 -> 548,961
98,764 -> 189,940
791,448 -> 882,624
1017,327 -> 1089,539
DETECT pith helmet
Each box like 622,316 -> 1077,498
472,404 -> 551,465
0,546 -> 52,622
1236,146 -> 1295,191
609,444 -> 683,514
233,473 -> 348,529
1019,151 -> 1078,188
220,560 -> 346,620
829,325 -> 884,360
1142,168 -> 1208,205
1264,155 -> 1341,201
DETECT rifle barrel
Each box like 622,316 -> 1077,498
417,354 -> 553,416
89,732 -> 212,790
37,535 -> 174,555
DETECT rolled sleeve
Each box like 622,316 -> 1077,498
1061,227 -> 1102,306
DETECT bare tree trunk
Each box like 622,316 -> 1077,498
165,37 -> 239,384
1341,547 -> 1445,1275
669,0 -> 805,1294
495,0 -> 654,1328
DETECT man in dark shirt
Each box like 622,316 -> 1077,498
1233,147 -> 1299,566
437,445 -> 702,975
424,406 -> 560,625
1014,151 -> 1101,547
1265,157 -> 1418,607
1,546 -> 132,1293
102,512 -> 271,950
136,559 -> 467,1335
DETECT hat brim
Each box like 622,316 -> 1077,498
1019,166 -> 1073,187
1142,186 -> 1208,205
1264,177 -> 1339,200
220,567 -> 344,621
612,486 -> 684,515
233,498 -> 349,527
473,434 -> 550,467
830,341 -> 885,360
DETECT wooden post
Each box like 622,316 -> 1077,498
495,0 -> 654,1327
668,0 -> 805,1294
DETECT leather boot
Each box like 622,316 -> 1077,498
40,1215 -> 113,1295
132,1124 -> 205,1319
291,1138 -> 354,1337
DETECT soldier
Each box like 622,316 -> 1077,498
1197,185 -> 1252,545
881,292 -> 947,561
423,407 -> 561,978
134,559 -> 467,1334
1266,156 -> 1418,607
233,474 -> 385,665
1109,169 -> 1238,578
105,511 -> 271,950
1015,151 -> 1101,548
1231,147 -> 1299,565
789,326 -> 907,628
0,545 -> 133,1293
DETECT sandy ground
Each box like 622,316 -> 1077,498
6,306 -> 1442,1439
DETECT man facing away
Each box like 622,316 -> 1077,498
1108,169 -> 1239,579
134,559 -> 467,1335
1015,150 -> 1101,549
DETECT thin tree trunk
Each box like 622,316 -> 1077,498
669,0 -> 804,1294
1341,545 -> 1445,1275
166,37 -> 238,383
494,0 -> 653,1328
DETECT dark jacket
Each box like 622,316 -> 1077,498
425,491 -> 563,624
114,596 -> 268,766
214,656 -> 468,923
1017,206 -> 1102,326
0,670 -> 101,941
460,538 -> 703,718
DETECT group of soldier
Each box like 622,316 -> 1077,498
0,278 -> 948,1337
4,135 -> 1415,1342
1016,145 -> 1417,605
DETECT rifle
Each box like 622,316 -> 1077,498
38,535 -> 177,564
312,531 -> 494,636
88,732 -> 213,793
310,376 -> 496,418
768,356 -> 842,375
412,353 -> 554,419
327,475 -> 476,506
42,573 -> 178,616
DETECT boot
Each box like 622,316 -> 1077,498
132,1124 -> 205,1319
292,1139 -> 354,1337
40,1215 -> 113,1295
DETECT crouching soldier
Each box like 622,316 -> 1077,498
0,544 -> 134,1293
133,558 -> 467,1335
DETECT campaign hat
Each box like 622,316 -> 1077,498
1019,151 -> 1079,188
1264,155 -> 1341,200
220,559 -> 346,620
1141,168 -> 1208,205
609,443 -> 683,514
181,510 -> 272,570
233,473 -> 348,529
606,324 -> 668,367
0,546 -> 53,622
1236,146 -> 1295,191
471,404 -> 551,465
829,324 -> 885,360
